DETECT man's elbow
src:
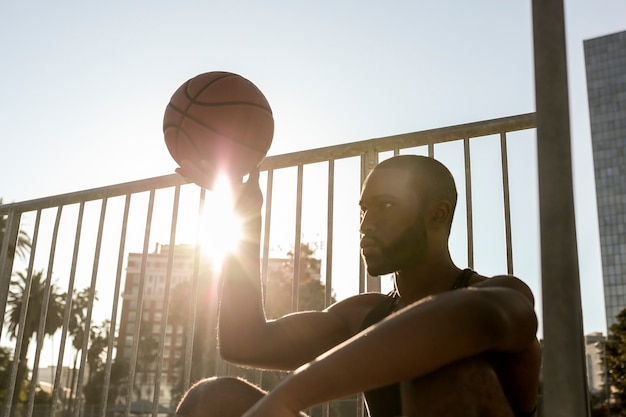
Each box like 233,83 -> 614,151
486,289 -> 538,351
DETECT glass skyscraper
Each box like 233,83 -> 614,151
584,30 -> 626,329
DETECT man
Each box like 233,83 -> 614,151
175,155 -> 541,417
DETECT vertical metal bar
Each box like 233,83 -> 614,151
532,0 -> 588,415
359,156 -> 366,294
291,165 -> 304,312
500,132 -> 514,274
183,188 -> 205,390
325,160 -> 335,307
321,152 -> 336,417
261,169 -> 274,291
74,199 -> 107,417
99,194 -> 131,417
153,186 -> 180,416
54,201 -> 85,417
463,137 -> 474,269
190,188 -> 209,380
20,211 -> 41,417
42,202 -> 77,415
0,209 -> 21,331
428,142 -> 434,158
248,170 -> 275,391
360,152 -> 380,293
1,210 -> 41,417
125,190 -> 156,417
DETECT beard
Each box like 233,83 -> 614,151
363,215 -> 428,276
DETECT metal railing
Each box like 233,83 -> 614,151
0,113 -> 540,417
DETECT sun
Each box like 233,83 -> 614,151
201,175 -> 243,265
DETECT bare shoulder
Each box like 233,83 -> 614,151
469,273 -> 535,305
325,292 -> 390,335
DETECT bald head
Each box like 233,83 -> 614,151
176,377 -> 265,417
369,155 -> 458,229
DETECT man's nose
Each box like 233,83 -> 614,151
359,211 -> 374,235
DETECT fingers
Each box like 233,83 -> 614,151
246,168 -> 260,184
175,159 -> 218,189
175,159 -> 264,206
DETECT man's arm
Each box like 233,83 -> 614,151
176,162 -> 385,370
212,170 -> 384,370
242,280 -> 538,416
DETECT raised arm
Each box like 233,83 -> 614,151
242,278 -> 539,416
176,161 -> 379,370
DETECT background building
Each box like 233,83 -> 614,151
585,30 -> 626,330
585,332 -> 607,394
116,244 -> 213,407
115,243 -> 319,407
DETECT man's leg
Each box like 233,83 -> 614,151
401,356 -> 515,417
176,377 -> 265,417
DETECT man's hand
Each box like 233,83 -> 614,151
232,168 -> 263,232
176,159 -> 263,221
175,159 -> 220,190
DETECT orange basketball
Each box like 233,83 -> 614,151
163,71 -> 274,182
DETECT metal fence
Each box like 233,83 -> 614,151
1,113 -> 543,417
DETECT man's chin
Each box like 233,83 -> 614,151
364,262 -> 393,277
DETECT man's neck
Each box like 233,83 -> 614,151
394,256 -> 462,304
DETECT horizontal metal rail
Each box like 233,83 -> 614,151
0,113 -> 535,216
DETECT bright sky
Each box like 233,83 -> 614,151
1,1 -> 625,337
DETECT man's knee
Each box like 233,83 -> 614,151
176,376 -> 266,417
402,357 -> 513,417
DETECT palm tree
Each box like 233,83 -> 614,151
86,321 -> 110,383
5,270 -> 65,413
0,198 -> 32,261
66,287 -> 91,408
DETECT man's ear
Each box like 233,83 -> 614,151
427,200 -> 453,230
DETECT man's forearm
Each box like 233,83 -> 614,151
265,288 -> 537,412
218,214 -> 268,360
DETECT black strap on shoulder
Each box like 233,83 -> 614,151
450,268 -> 475,290
361,269 -> 473,332
359,291 -> 398,331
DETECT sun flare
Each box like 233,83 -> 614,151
201,175 -> 242,265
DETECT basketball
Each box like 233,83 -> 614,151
163,71 -> 274,182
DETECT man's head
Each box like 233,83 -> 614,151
175,376 -> 309,417
359,155 -> 458,276
176,377 -> 264,417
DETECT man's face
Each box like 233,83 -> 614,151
359,167 -> 428,276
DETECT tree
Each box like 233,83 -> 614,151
83,359 -> 128,406
0,198 -> 32,261
4,270 -> 65,413
66,287 -> 93,405
264,242 -> 333,319
86,321 -> 110,381
0,346 -> 13,403
133,320 -> 159,400
605,307 -> 626,415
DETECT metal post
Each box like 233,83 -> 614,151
532,0 -> 589,415
0,210 -> 20,331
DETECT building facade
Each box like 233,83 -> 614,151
116,244 -> 213,407
115,243 -> 309,407
585,30 -> 626,329
585,332 -> 607,394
